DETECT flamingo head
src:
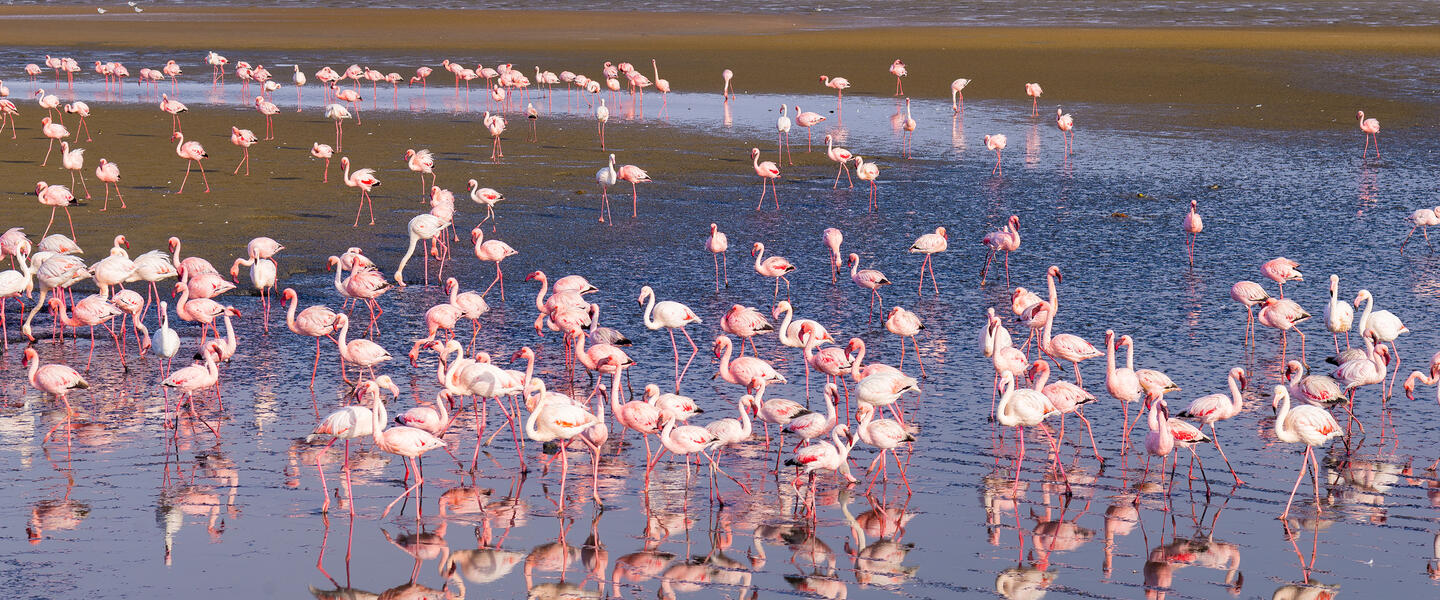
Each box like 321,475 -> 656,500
510,347 -> 535,363
771,300 -> 790,319
1352,289 -> 1372,307
22,347 -> 38,366
709,223 -> 718,236
374,375 -> 400,398
525,270 -> 544,283
1047,265 -> 1062,283
282,288 -> 297,303
1027,360 -> 1049,381
1119,334 -> 1134,349
712,335 -> 730,358
467,178 -> 479,191
845,337 -> 864,355
1356,111 -> 1365,121
169,132 -> 182,142
1405,374 -> 1418,401
405,149 -> 415,160
937,227 -> 948,240
1009,215 -> 1020,230
848,252 -> 859,266
750,242 -> 763,256
33,182 -> 46,194
339,157 -> 350,167
1233,368 -> 1249,391
750,147 -> 759,158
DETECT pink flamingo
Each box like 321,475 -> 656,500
722,68 -> 734,100
638,285 -> 702,391
334,313 -> 391,383
159,94 -> 186,134
720,304 -> 772,356
885,307 -> 926,377
1140,393 -> 1184,499
35,181 -> 76,239
984,134 -> 1007,176
0,98 -> 19,140
1024,83 -> 1042,116
1356,111 -> 1380,158
308,377 -> 399,513
909,227 -> 947,297
324,104 -> 351,151
786,424 -> 857,492
171,132 -> 210,194
483,112 -> 507,161
468,181 -> 505,231
1325,274 -> 1354,352
1271,386 -> 1342,519
409,66 -> 431,89
94,159 -> 123,210
59,142 -> 90,199
750,148 -> 781,209
471,226 -> 517,300
173,281 -> 227,345
824,228 -> 844,284
1258,296 -> 1311,363
1176,368 -> 1247,485
1104,330 -> 1143,450
995,371 -> 1067,491
900,99 -> 916,157
371,387 -> 448,518
1230,280 -> 1269,346
707,223 -> 729,290
340,157 -> 380,226
310,143 -> 334,183
617,163 -> 651,218
819,75 -> 850,115
25,347 -> 89,442
36,89 -> 61,124
1260,257 -> 1302,298
950,78 -> 972,112
1035,300 -> 1103,386
63,102 -> 92,142
596,98 -> 609,149
650,411 -> 749,499
253,96 -> 278,140
713,335 -> 786,393
404,149 -> 435,199
0,250 -> 33,348
980,215 -> 1021,288
1055,107 -> 1075,154
50,295 -> 124,371
802,331 -> 856,408
393,213 -> 449,287
855,404 -> 914,493
752,384 -> 808,451
794,105 -> 825,151
39,116 -> 69,166
1182,200 -> 1203,267
407,302 -> 463,361
282,288 -> 339,388
849,253 -> 891,322
889,60 -> 908,96
1401,206 -> 1440,254
751,242 -> 795,299
854,156 -> 880,210
526,379 -> 603,505
333,87 -> 362,124
230,126 -> 258,176
825,134 -> 854,189
1027,360 -> 1103,463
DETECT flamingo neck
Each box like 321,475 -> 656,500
1228,374 -> 1244,413
1031,367 -> 1050,391
335,318 -> 349,353
640,288 -> 659,330
1273,391 -> 1291,441
1046,272 -> 1059,315
1124,342 -> 1135,371
525,382 -> 548,440
849,342 -> 867,381
370,387 -> 388,448
717,339 -> 734,383
1105,335 -> 1117,375
284,295 -> 299,334
533,274 -> 548,313
776,303 -> 795,345
1357,293 -> 1373,333
752,245 -> 765,272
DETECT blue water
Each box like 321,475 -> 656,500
1,50 -> 1440,600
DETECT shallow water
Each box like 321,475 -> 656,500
2,51 -> 1440,600
17,0 -> 1440,28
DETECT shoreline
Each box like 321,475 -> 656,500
2,7 -> 1437,128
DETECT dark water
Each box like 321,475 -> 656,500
13,0 -> 1440,28
2,52 -> 1440,600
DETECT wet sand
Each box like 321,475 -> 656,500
5,6 -> 1438,128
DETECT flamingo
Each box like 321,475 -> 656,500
617,162 -> 650,218
1230,280 -> 1268,347
308,377 -> 399,512
333,86 -> 362,124
849,253 -> 891,322
824,134 -> 854,189
526,378 -> 602,506
310,143 -> 334,183
484,112 -> 506,161
713,335 -> 785,393
750,148 -> 781,210
229,126 -> 258,176
24,347 -> 89,443
819,75 -> 850,114
1176,368 -> 1248,485
1356,110 -> 1380,158
889,60 -> 908,96
900,99 -> 916,157
1182,200 -> 1202,266
403,149 -> 435,199
794,105 -> 825,152
854,156 -> 880,210
170,132 -> 210,194
984,134 -> 1007,176
706,223 -> 729,291
0,97 -> 18,140
1026,360 -> 1103,464
0,250 -> 33,348
324,103 -> 351,151
1324,275 -> 1354,352
596,153 -> 618,224
159,93 -> 186,134
996,371 -> 1067,492
751,242 -> 795,299
394,213 -> 449,287
1401,206 -> 1440,253
339,157 -> 380,226
638,285 -> 701,391
720,68 -> 734,101
35,181 -> 76,239
980,215 -> 1021,288
39,116 -> 68,166
720,303 -> 772,357
1284,360 -> 1344,409
855,403 -> 915,493
1354,288 -> 1408,397
1258,296 -> 1311,363
823,228 -> 843,284
1261,257 -> 1302,298
1047,106 -> 1075,155
334,313 -> 391,383
885,307 -> 926,377
908,227 -> 947,297
281,288 -> 338,387
58,142 -> 91,200
596,98 -> 609,149
292,65 -> 306,109
471,226 -> 517,300
1035,301 -> 1102,387
1104,330 -> 1143,450
785,424 -> 857,492
526,102 -> 539,141
92,158 -> 124,211
63,102 -> 92,142
1024,83 -> 1042,116
777,104 -> 793,165
151,301 -> 180,375
951,78 -> 971,112
1271,386 -> 1343,519
467,180 -> 505,232
370,384 -> 448,518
